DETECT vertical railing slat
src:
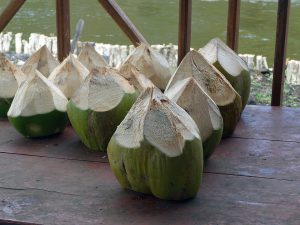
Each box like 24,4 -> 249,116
227,0 -> 240,52
271,0 -> 290,106
56,0 -> 71,62
98,0 -> 148,46
0,0 -> 26,33
178,0 -> 192,66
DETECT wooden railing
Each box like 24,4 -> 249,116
0,0 -> 292,106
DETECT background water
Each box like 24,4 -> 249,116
1,0 -> 300,65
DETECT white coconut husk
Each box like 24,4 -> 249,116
165,77 -> 223,158
199,38 -> 248,77
119,63 -> 154,92
72,67 -> 136,112
166,50 -> 242,138
21,45 -> 59,78
8,70 -> 68,117
48,54 -> 89,99
199,38 -> 250,109
120,43 -> 171,90
167,50 -> 239,107
165,77 -> 222,143
78,43 -> 108,71
0,54 -> 26,98
114,87 -> 200,157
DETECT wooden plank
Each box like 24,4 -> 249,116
56,0 -> 71,62
233,105 -> 300,142
98,0 -> 148,46
0,152 -> 300,225
177,0 -> 192,66
1,107 -> 300,224
226,0 -> 240,52
205,138 -> 300,181
0,0 -> 26,33
271,0 -> 290,106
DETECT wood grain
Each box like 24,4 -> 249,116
271,0 -> 291,106
56,0 -> 71,62
0,0 -> 26,33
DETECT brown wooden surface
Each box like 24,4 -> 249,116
177,0 -> 192,66
56,0 -> 71,62
98,0 -> 148,47
0,106 -> 300,225
0,0 -> 26,33
271,0 -> 291,106
226,0 -> 240,52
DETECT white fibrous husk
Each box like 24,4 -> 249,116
120,43 -> 171,90
165,77 -> 222,143
72,67 -> 136,112
113,87 -> 200,157
165,77 -> 223,157
199,38 -> 248,77
48,54 -> 89,99
78,43 -> 108,71
166,50 -> 242,138
8,70 -> 68,117
0,54 -> 26,98
21,45 -> 59,78
199,38 -> 251,110
167,50 -> 238,107
119,63 -> 154,92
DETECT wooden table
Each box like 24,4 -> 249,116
0,105 -> 299,225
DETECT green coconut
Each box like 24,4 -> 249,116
165,77 -> 223,158
48,54 -> 89,99
120,43 -> 172,90
166,50 -> 242,138
78,43 -> 108,71
0,54 -> 26,117
7,70 -> 68,138
21,45 -> 59,78
108,87 -> 203,200
200,38 -> 251,110
67,67 -> 138,151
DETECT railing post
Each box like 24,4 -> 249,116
271,0 -> 290,106
178,0 -> 192,66
98,0 -> 148,46
0,0 -> 26,33
227,0 -> 240,52
56,0 -> 71,62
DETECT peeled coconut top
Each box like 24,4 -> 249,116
8,70 -> 68,117
78,43 -> 108,71
119,63 -> 154,92
165,77 -> 222,142
121,43 -> 171,90
48,54 -> 89,99
167,50 -> 239,106
199,38 -> 249,76
21,45 -> 59,78
71,67 -> 136,112
0,54 -> 26,98
113,87 -> 200,157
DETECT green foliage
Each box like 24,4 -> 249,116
249,72 -> 300,107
